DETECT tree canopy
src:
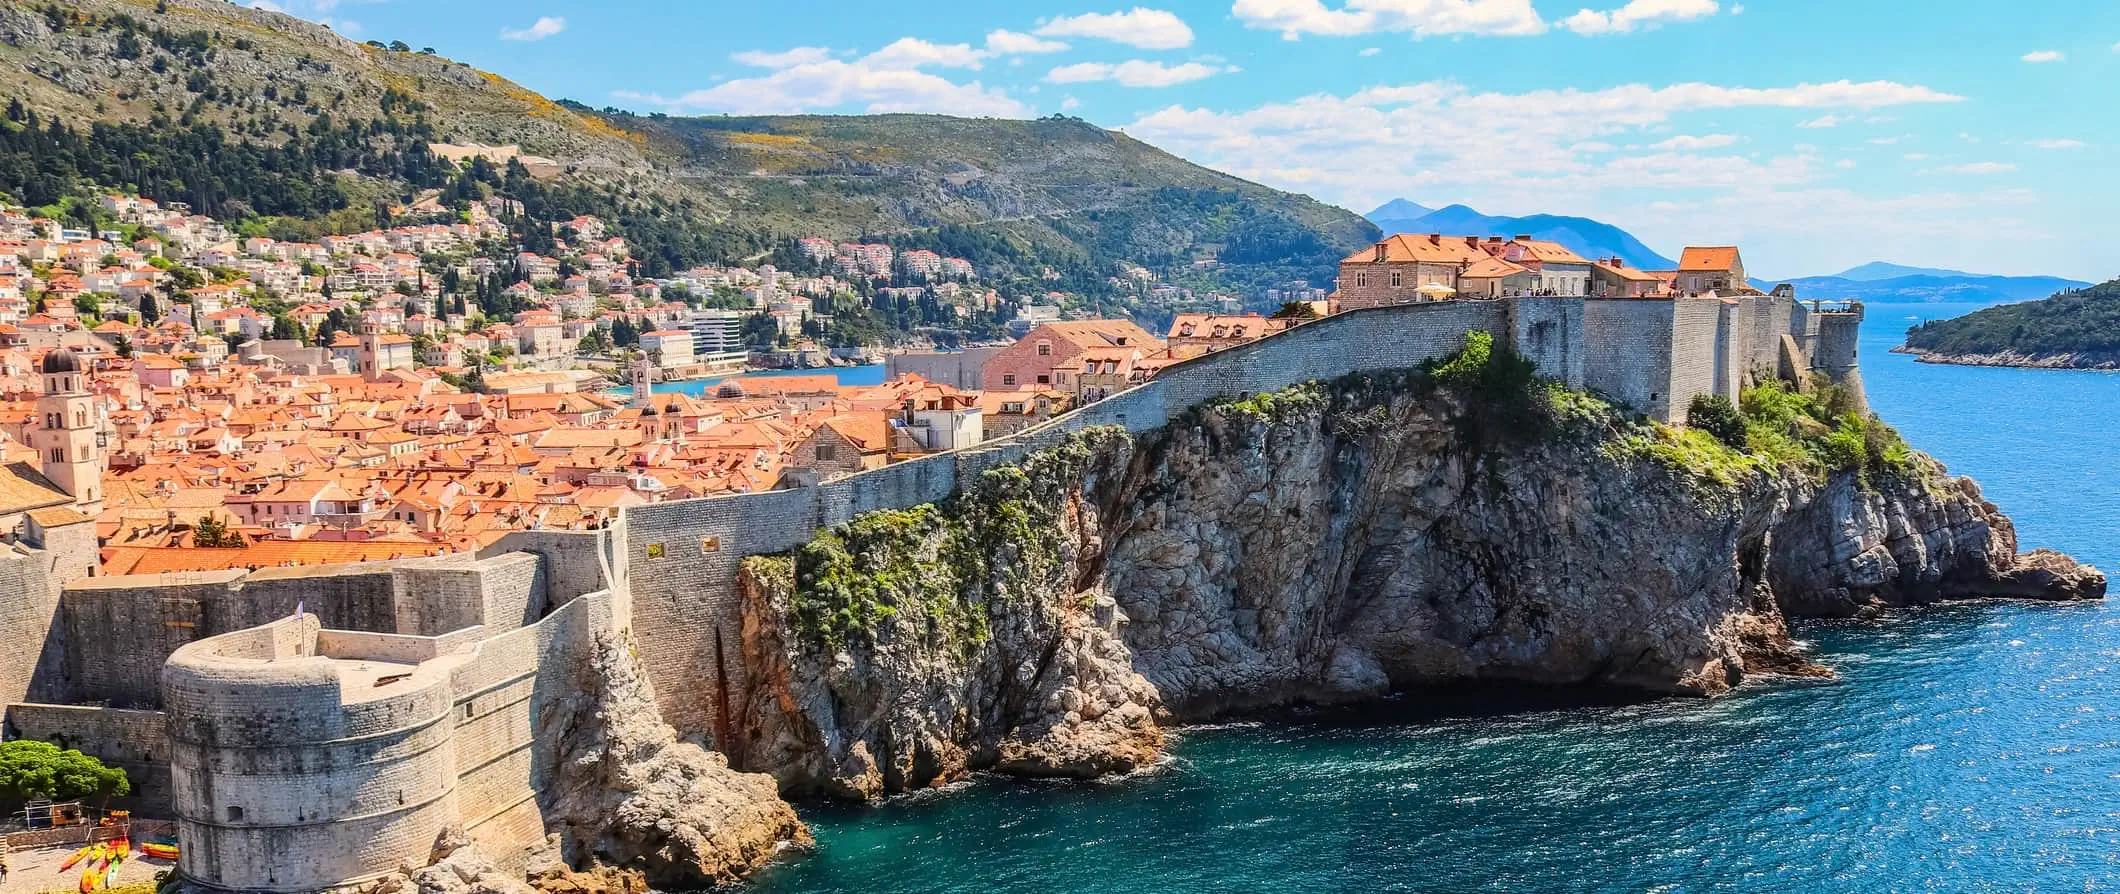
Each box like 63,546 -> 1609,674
1904,278 -> 2120,365
0,740 -> 130,802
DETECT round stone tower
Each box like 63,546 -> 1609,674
163,617 -> 461,892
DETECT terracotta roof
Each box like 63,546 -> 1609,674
1595,259 -> 1663,282
1166,314 -> 1289,341
0,462 -> 73,516
1030,319 -> 1160,350
1508,239 -> 1591,266
819,413 -> 890,452
1342,234 -> 1491,266
1678,246 -> 1741,272
100,540 -> 454,575
25,505 -> 90,527
1460,257 -> 1529,279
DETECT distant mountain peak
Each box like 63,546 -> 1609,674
1366,198 -> 1434,221
1834,261 -> 1975,281
1362,202 -> 1675,272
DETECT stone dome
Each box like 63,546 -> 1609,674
40,347 -> 79,375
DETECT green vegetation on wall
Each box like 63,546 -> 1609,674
775,428 -> 1129,653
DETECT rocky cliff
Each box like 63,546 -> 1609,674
731,358 -> 2102,799
539,633 -> 808,889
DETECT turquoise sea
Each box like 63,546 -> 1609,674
746,302 -> 2120,893
609,364 -> 888,399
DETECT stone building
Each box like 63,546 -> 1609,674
1333,233 -> 1490,310
1675,246 -> 1750,295
981,320 -> 1158,392
1590,258 -> 1665,298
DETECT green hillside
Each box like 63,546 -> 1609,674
1902,279 -> 2120,367
0,0 -> 1375,313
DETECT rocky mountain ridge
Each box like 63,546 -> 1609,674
0,0 -> 1375,296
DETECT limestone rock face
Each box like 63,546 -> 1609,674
1771,465 -> 2106,615
732,386 -> 2102,799
732,437 -> 1165,798
544,633 -> 809,889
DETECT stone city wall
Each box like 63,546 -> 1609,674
622,299 -> 1513,739
0,518 -> 98,710
57,553 -> 549,709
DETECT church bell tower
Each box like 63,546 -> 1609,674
32,348 -> 103,515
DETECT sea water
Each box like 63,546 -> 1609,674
608,364 -> 888,399
747,302 -> 2120,893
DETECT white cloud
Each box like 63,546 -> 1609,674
1650,133 -> 1739,150
2021,50 -> 2064,63
1834,159 -> 1855,169
985,29 -> 1070,54
1035,8 -> 1195,49
1061,96 -> 1083,110
1563,0 -> 1719,35
1120,77 -> 1967,257
1729,2 -> 1744,12
863,38 -> 988,70
1866,135 -> 1903,144
1230,0 -> 1547,39
1930,162 -> 2017,175
627,54 -> 1027,117
733,47 -> 835,68
1797,114 -> 1844,129
1360,46 -> 1382,55
499,16 -> 565,41
2027,138 -> 2086,149
1047,60 -> 1233,87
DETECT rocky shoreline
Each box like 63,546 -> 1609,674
1890,344 -> 2120,370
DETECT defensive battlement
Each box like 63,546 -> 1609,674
161,571 -> 621,892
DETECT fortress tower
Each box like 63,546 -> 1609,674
32,348 -> 104,515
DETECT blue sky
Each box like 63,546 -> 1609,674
254,1 -> 2119,281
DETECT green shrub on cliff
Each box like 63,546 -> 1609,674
1214,381 -> 1329,423
1738,380 -> 1915,485
782,427 -> 1129,652
1687,394 -> 1748,450
1426,329 -> 1581,444
1617,424 -> 1764,489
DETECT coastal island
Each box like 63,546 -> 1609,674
1899,278 -> 2120,368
